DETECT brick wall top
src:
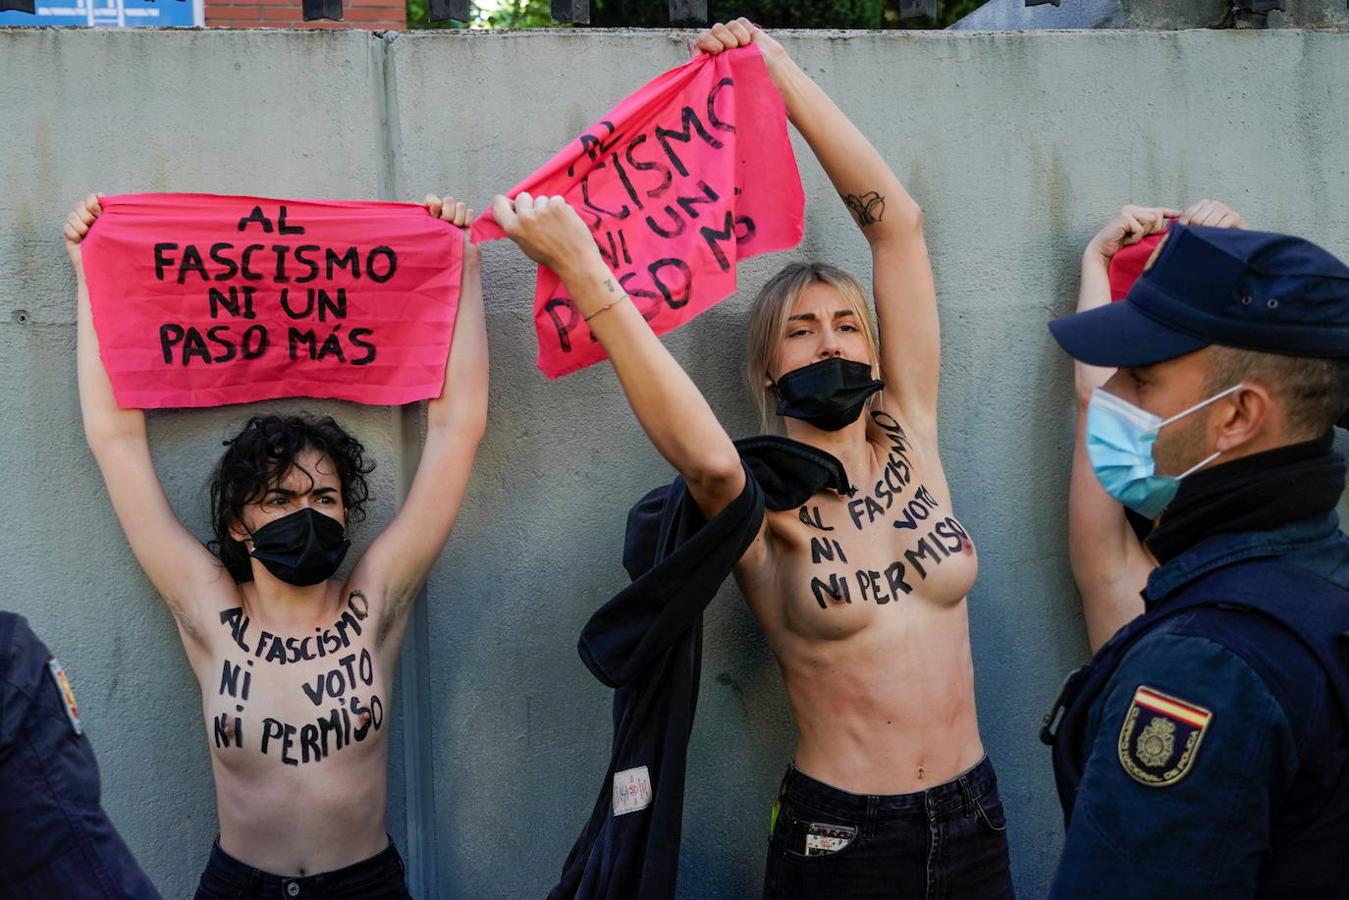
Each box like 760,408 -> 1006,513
205,0 -> 405,30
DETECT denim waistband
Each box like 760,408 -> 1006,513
202,837 -> 404,893
780,755 -> 999,822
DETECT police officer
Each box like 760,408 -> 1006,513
1044,222 -> 1349,897
0,612 -> 160,898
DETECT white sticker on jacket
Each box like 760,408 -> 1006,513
612,765 -> 653,816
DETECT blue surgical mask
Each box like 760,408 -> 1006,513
1085,384 -> 1244,519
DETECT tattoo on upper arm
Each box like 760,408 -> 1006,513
843,192 -> 886,228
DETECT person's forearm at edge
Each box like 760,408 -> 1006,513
1069,245 -> 1148,650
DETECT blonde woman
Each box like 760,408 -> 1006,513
494,22 -> 1011,899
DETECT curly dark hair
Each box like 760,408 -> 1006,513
208,414 -> 375,583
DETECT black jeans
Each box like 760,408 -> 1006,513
194,839 -> 411,900
763,756 -> 1014,899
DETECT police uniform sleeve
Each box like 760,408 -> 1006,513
0,613 -> 162,899
1050,630 -> 1299,899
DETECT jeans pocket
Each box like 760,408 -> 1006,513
973,791 -> 1008,834
774,803 -> 863,861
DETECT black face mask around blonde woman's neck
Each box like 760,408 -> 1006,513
772,358 -> 885,432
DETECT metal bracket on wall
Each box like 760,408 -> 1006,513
302,0 -> 342,20
900,0 -> 939,17
428,0 -> 469,22
551,0 -> 588,23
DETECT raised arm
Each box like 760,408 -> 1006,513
698,21 -> 936,432
491,193 -> 745,523
356,197 -> 489,646
1068,201 -> 1243,650
70,195 -> 234,649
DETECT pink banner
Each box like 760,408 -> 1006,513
81,193 -> 462,408
1109,229 -> 1169,301
472,45 -> 804,378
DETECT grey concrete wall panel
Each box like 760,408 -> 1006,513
2,26 -> 1348,899
0,28 -> 408,899
388,27 -> 1349,898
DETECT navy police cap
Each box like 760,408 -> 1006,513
1049,224 -> 1349,367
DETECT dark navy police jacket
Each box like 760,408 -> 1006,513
0,613 -> 160,899
1046,514 -> 1349,899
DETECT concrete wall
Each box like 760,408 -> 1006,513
3,26 -> 1348,898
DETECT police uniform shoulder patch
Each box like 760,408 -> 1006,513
47,658 -> 83,736
1118,685 -> 1211,787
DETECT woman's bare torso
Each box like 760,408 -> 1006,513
191,584 -> 393,875
736,413 -> 984,794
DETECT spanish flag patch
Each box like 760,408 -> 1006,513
1118,685 -> 1212,787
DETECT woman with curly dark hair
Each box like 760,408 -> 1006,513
67,192 -> 487,899
207,412 -> 378,585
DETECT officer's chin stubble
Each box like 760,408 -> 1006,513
1154,410 -> 1212,479
1136,351 -> 1219,478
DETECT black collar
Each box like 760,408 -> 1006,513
1146,432 -> 1344,565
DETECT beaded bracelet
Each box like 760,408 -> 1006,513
584,295 -> 629,323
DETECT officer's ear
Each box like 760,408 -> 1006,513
1212,383 -> 1272,453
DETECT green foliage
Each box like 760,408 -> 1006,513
479,0 -> 559,26
408,0 -> 986,30
407,0 -> 562,27
406,0 -> 468,29
889,0 -> 984,28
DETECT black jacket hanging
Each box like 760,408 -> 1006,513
548,437 -> 848,900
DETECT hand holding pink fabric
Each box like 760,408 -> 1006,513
81,193 -> 462,408
473,44 -> 804,378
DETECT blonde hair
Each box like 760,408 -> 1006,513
745,262 -> 880,432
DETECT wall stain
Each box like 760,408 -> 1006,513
716,671 -> 748,718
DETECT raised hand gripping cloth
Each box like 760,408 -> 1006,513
81,193 -> 463,408
472,45 -> 804,378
